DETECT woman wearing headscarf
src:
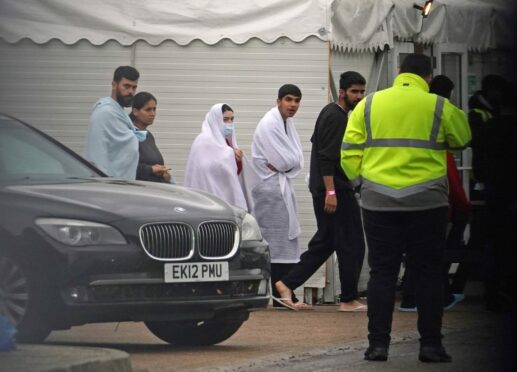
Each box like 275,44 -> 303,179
184,103 -> 253,211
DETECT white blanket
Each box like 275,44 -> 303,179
251,106 -> 304,242
184,103 -> 254,211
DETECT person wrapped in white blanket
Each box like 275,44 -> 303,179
184,103 -> 255,212
251,84 -> 309,308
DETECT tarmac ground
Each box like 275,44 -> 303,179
1,290 -> 515,372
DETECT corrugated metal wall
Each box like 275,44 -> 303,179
0,35 -> 330,291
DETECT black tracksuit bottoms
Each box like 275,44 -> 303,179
282,189 -> 366,302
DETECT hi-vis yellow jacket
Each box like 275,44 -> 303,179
341,73 -> 471,211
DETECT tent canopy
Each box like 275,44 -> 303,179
330,0 -> 515,52
0,0 -> 514,51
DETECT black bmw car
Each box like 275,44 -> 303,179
0,113 -> 270,345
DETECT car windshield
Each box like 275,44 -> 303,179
0,116 -> 101,183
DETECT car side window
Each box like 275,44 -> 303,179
0,135 -> 65,176
0,120 -> 99,181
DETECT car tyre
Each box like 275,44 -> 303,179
0,252 -> 51,343
145,319 -> 244,346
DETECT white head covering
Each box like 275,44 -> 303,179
184,103 -> 249,210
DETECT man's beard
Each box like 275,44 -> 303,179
116,90 -> 134,107
344,94 -> 359,110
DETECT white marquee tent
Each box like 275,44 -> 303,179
1,0 -> 514,50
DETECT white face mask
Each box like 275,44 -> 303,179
223,124 -> 233,138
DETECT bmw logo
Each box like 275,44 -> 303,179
174,207 -> 186,213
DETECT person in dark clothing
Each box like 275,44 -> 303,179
130,92 -> 173,183
483,82 -> 517,312
468,74 -> 506,193
274,71 -> 367,312
399,75 -> 472,312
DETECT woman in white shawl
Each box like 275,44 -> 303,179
184,103 -> 252,211
251,84 -> 305,308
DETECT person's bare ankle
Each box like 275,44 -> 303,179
274,281 -> 292,299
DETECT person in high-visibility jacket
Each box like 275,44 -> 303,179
341,54 -> 471,363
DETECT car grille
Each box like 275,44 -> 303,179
198,222 -> 237,258
139,222 -> 238,260
140,223 -> 193,259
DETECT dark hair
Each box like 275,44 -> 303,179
399,54 -> 432,77
481,74 -> 507,93
129,92 -> 156,121
113,66 -> 140,83
339,71 -> 366,90
429,75 -> 454,99
221,104 -> 233,113
278,84 -> 302,99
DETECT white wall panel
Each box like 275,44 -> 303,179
0,38 -> 132,152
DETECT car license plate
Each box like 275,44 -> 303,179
164,262 -> 229,283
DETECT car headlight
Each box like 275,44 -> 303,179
35,218 -> 127,246
241,213 -> 263,242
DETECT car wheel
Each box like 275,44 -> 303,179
0,253 -> 51,343
145,319 -> 244,346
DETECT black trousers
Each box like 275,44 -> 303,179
401,259 -> 454,307
271,263 -> 298,304
282,189 -> 365,302
401,220 -> 469,306
363,207 -> 448,348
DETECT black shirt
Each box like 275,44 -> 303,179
136,130 -> 167,183
308,102 -> 351,196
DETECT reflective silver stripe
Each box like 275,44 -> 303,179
430,96 -> 444,144
343,139 -> 446,150
369,138 -> 446,149
355,93 -> 446,150
360,176 -> 449,210
362,176 -> 447,198
342,142 -> 365,150
364,94 -> 374,146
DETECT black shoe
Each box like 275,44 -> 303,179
364,346 -> 388,361
419,346 -> 452,363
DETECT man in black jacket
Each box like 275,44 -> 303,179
274,71 -> 367,311
468,74 -> 506,196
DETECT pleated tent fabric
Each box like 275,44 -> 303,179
0,0 -> 328,46
330,0 -> 514,52
0,0 -> 513,51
